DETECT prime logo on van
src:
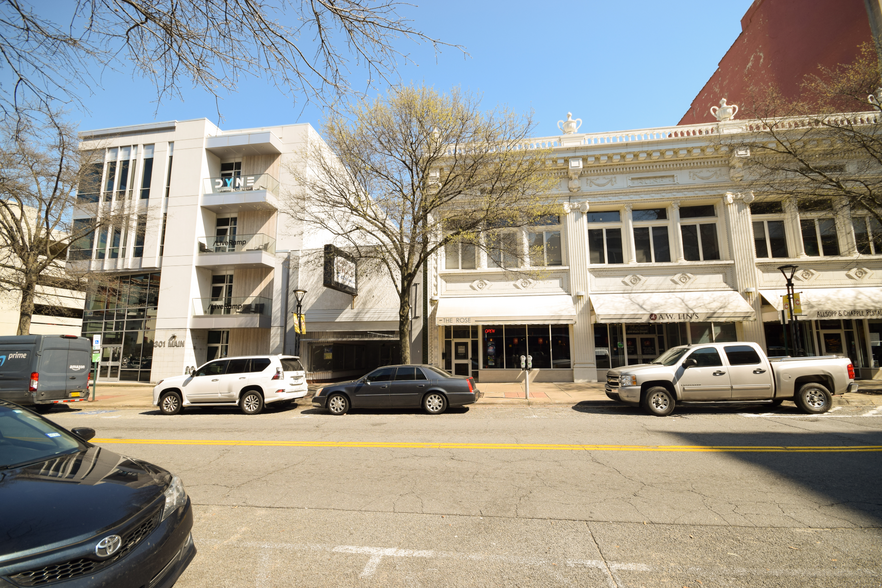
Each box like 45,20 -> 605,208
0,352 -> 27,366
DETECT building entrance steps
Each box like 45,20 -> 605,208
48,380 -> 882,410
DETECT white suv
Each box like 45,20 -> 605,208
153,355 -> 307,415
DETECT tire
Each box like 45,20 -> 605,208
794,382 -> 832,414
642,386 -> 675,416
327,393 -> 349,415
423,392 -> 448,415
239,390 -> 264,415
159,391 -> 183,415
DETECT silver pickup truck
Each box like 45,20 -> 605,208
605,342 -> 857,416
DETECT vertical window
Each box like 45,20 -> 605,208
77,161 -> 103,203
140,145 -> 155,199
95,228 -> 108,260
207,330 -> 230,361
528,215 -> 562,266
750,201 -> 788,258
800,218 -> 840,256
411,282 -> 420,319
680,205 -> 720,261
219,161 -> 242,191
852,216 -> 882,255
104,160 -> 117,200
586,211 -> 623,264
210,274 -> 234,314
214,216 -> 238,252
488,231 -> 518,268
445,238 -> 477,269
108,227 -> 121,259
133,214 -> 147,257
165,143 -> 174,198
632,208 -> 670,263
68,219 -> 95,260
159,213 -> 168,257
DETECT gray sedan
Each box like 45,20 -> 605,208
312,365 -> 481,415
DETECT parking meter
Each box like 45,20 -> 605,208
526,355 -> 533,370
520,355 -> 526,369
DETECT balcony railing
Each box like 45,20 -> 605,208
203,173 -> 279,196
197,233 -> 276,254
193,296 -> 271,316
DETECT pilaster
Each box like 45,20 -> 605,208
564,201 -> 595,381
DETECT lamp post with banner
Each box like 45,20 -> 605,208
292,288 -> 307,357
777,264 -> 804,356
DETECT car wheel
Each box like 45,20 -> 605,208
423,392 -> 447,415
240,391 -> 264,415
642,386 -> 675,416
159,392 -> 183,415
794,382 -> 832,414
327,393 -> 349,415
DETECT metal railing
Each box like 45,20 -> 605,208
203,173 -> 279,196
197,233 -> 276,254
193,296 -> 271,316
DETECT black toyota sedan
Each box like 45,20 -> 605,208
313,364 -> 481,415
0,399 -> 195,587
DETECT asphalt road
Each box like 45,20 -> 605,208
49,401 -> 882,587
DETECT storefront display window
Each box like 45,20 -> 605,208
870,321 -> 882,368
479,324 -> 571,369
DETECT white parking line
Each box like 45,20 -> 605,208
230,540 -> 879,585
741,406 -> 882,417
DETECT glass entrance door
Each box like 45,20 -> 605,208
452,339 -> 471,377
99,345 -> 122,380
626,336 -> 660,365
819,330 -> 846,355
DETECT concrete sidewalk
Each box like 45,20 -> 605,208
75,380 -> 882,410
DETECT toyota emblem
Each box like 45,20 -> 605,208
95,535 -> 122,558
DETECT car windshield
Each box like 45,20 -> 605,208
0,405 -> 83,469
422,366 -> 454,379
651,346 -> 690,366
280,358 -> 304,372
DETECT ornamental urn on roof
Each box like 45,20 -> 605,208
557,112 -> 582,134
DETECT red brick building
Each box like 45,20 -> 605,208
679,0 -> 873,125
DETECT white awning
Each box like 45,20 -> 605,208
435,295 -> 576,325
759,287 -> 882,320
590,291 -> 755,323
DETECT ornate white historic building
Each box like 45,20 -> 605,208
431,106 -> 882,383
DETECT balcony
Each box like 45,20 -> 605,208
190,296 -> 272,329
195,233 -> 276,270
201,173 -> 279,212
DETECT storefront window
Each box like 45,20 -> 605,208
870,320 -> 882,368
482,326 -> 503,368
480,325 -> 570,369
550,326 -> 571,369
689,322 -> 736,344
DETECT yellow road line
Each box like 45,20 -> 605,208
92,439 -> 882,453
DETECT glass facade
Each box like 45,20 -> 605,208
81,273 -> 160,382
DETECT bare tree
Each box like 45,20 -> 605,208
0,0 -> 460,128
0,116 -> 123,334
729,43 -> 882,239
285,85 -> 559,364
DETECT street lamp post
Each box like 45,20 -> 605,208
777,264 -> 802,357
292,288 -> 307,357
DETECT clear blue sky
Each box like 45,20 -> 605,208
70,0 -> 755,137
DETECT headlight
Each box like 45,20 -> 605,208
161,475 -> 188,521
620,374 -> 636,387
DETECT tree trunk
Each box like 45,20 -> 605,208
398,295 -> 411,364
18,281 -> 36,335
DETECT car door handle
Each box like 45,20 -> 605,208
417,384 -> 425,388
713,371 -> 726,376
212,378 -> 219,382
753,369 -> 766,374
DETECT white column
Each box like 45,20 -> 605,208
725,191 -> 764,345
624,204 -> 636,264
671,202 -> 685,262
565,201 -> 595,382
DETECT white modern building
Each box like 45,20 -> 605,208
73,119 -> 422,383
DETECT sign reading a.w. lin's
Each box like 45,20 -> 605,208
323,244 -> 358,296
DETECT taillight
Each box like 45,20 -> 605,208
29,372 -> 39,392
272,367 -> 283,380
847,363 -> 855,379
87,371 -> 92,386
467,378 -> 474,393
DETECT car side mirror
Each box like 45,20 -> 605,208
71,427 -> 96,441
683,358 -> 697,369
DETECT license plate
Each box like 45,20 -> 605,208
70,392 -> 81,397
